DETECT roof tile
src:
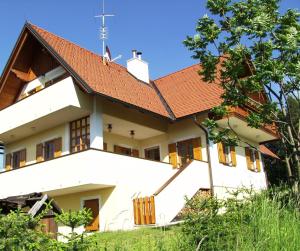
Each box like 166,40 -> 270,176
29,24 -> 170,118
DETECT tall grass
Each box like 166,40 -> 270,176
86,187 -> 300,250
181,186 -> 300,251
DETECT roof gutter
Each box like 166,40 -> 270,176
193,115 -> 214,196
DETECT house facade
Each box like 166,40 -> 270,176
0,23 -> 278,234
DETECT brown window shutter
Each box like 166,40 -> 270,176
230,146 -> 237,167
103,142 -> 107,151
5,154 -> 12,171
245,147 -> 252,170
255,151 -> 261,172
217,142 -> 225,164
132,149 -> 139,157
20,149 -> 26,167
54,137 -> 62,158
84,199 -> 99,231
36,143 -> 44,162
168,143 -> 177,168
192,137 -> 202,161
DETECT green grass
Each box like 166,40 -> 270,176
83,187 -> 300,251
87,226 -> 182,251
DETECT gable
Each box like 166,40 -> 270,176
0,28 -> 60,109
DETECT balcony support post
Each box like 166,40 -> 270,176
90,96 -> 104,150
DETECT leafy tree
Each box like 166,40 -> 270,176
184,0 -> 300,181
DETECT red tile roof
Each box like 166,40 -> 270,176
259,145 -> 280,159
154,64 -> 224,118
28,24 -> 170,118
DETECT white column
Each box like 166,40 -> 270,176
90,96 -> 104,150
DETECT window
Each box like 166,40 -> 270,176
10,149 -> 26,169
36,138 -> 62,162
145,147 -> 160,161
245,147 -> 261,172
168,137 -> 202,168
177,139 -> 194,166
83,199 -> 99,231
217,143 -> 237,166
44,140 -> 55,161
70,116 -> 90,153
12,151 -> 21,169
114,145 -> 139,157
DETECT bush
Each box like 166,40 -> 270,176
181,187 -> 300,251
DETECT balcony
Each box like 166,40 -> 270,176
0,149 -> 174,198
217,106 -> 278,143
0,77 -> 92,143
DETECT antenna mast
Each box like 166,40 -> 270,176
95,0 -> 114,57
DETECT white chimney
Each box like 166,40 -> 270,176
127,50 -> 150,83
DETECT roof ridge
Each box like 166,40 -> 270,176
155,63 -> 200,82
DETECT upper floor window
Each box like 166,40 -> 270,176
70,117 -> 90,153
36,138 -> 62,163
217,142 -> 237,167
114,145 -> 139,157
5,149 -> 26,170
145,146 -> 160,161
245,147 -> 261,172
168,137 -> 202,168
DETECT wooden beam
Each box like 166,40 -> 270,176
0,32 -> 28,94
11,68 -> 36,82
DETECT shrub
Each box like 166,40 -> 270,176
181,187 -> 300,251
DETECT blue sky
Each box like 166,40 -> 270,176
0,0 -> 298,80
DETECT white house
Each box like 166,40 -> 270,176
0,22 -> 278,234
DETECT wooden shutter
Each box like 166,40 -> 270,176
132,149 -> 139,157
245,147 -> 252,170
230,146 -> 237,167
5,154 -> 12,171
103,142 -> 107,151
36,143 -> 44,162
255,151 -> 261,172
217,142 -> 225,164
192,137 -> 202,161
84,199 -> 99,231
20,149 -> 26,167
168,143 -> 177,168
54,137 -> 62,158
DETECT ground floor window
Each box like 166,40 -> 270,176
83,198 -> 99,231
144,146 -> 160,161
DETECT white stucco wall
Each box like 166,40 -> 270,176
209,139 -> 267,199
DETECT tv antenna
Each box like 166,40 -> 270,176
95,0 -> 121,62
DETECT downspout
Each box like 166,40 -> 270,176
193,116 -> 214,196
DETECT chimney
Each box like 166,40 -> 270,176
127,50 -> 150,83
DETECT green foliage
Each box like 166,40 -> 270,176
184,0 -> 300,179
181,187 -> 300,250
55,208 -> 93,251
0,206 -> 60,251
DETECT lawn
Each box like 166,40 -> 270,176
87,226 -> 182,251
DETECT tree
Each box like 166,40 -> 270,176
184,0 -> 300,181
